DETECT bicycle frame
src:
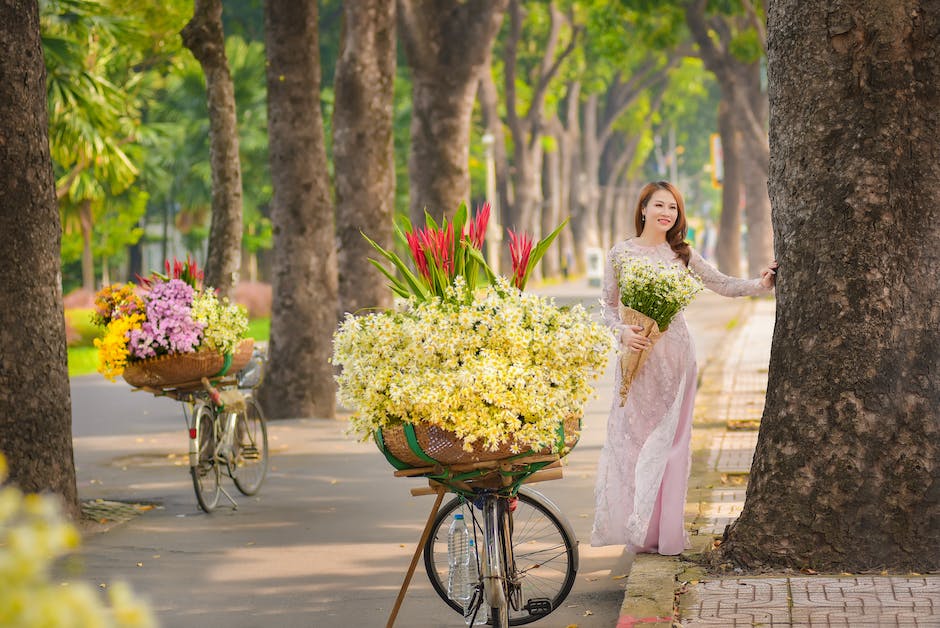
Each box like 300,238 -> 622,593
480,494 -> 510,617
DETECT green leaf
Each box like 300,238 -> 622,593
361,230 -> 428,300
521,218 -> 569,288
367,259 -> 411,299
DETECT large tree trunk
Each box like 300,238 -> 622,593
333,0 -> 396,315
715,96 -> 743,277
261,0 -> 337,419
0,0 -> 79,518
722,0 -> 940,571
398,0 -> 506,224
182,0 -> 243,299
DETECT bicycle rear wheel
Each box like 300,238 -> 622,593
191,403 -> 221,512
423,488 -> 578,626
231,396 -> 268,496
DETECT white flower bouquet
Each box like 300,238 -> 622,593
616,256 -> 703,403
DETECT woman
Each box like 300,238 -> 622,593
591,181 -> 777,555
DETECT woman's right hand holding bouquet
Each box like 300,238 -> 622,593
620,324 -> 653,353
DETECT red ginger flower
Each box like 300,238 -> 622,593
466,202 -> 490,249
507,228 -> 533,289
405,231 -> 430,279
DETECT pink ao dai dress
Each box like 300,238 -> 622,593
591,239 -> 769,554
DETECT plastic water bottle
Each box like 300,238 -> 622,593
465,539 -> 488,625
447,513 -> 472,608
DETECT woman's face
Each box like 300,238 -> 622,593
642,189 -> 678,234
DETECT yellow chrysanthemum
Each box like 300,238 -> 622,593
94,313 -> 145,381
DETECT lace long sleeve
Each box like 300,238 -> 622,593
689,250 -> 770,298
602,247 -> 627,337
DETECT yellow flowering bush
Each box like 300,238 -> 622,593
0,454 -> 156,627
333,277 -> 612,453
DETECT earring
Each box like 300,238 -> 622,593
641,214 -> 646,222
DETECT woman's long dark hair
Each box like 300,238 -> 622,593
634,180 -> 691,266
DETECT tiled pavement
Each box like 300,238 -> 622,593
683,576 -> 940,627
680,299 -> 940,628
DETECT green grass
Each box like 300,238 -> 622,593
68,346 -> 99,377
67,317 -> 271,378
247,317 -> 270,341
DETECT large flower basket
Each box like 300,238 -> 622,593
122,338 -> 255,390
375,414 -> 581,471
618,304 -> 663,405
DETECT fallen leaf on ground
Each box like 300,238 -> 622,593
582,610 -> 593,616
612,574 -> 627,580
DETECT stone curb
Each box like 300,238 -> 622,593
616,554 -> 680,627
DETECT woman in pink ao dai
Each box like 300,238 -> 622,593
591,181 -> 777,555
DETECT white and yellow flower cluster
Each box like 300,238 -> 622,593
332,277 -> 612,453
617,256 -> 703,330
191,291 -> 249,355
0,455 -> 155,627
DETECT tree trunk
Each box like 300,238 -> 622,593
540,138 -> 561,278
715,96 -> 743,277
0,0 -> 79,518
478,65 -> 512,273
333,0 -> 396,316
79,198 -> 95,291
722,0 -> 940,571
182,0 -> 243,299
398,0 -> 506,225
740,60 -> 773,276
261,0 -> 338,420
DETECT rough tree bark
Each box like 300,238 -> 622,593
398,0 -> 506,224
181,0 -> 243,299
333,0 -> 396,315
722,0 -> 940,571
261,0 -> 338,420
0,0 -> 79,518
715,95 -> 743,277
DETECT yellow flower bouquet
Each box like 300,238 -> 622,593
332,204 -> 612,468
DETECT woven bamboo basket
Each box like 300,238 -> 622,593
376,414 -> 581,469
123,338 -> 254,389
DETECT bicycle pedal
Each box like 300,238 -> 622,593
523,598 -> 552,616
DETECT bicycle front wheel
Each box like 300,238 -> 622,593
191,403 -> 221,512
231,396 -> 268,496
423,488 -> 578,626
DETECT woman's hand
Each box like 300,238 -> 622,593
759,260 -> 779,289
620,325 -> 652,353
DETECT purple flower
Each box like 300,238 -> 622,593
127,279 -> 205,359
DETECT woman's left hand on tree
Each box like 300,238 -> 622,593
760,260 -> 779,289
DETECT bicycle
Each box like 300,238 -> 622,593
380,422 -> 580,628
147,345 -> 269,513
